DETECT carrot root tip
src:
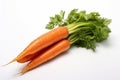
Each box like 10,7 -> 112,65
15,72 -> 24,76
2,59 -> 16,66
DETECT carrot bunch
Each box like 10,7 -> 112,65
6,9 -> 111,74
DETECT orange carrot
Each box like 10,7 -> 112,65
21,39 -> 70,73
8,27 -> 68,64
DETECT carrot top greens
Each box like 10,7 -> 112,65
46,9 -> 111,50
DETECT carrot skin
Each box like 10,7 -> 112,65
21,39 -> 70,73
17,54 -> 36,63
17,46 -> 50,63
9,27 -> 68,63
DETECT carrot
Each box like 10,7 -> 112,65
6,9 -> 111,74
8,27 -> 69,64
21,39 -> 70,73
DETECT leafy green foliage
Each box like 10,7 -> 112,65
46,9 -> 111,50
46,10 -> 65,29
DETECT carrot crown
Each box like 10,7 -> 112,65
46,9 -> 111,51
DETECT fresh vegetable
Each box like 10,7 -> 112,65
21,39 -> 70,73
7,27 -> 69,64
6,9 -> 111,74
21,8 -> 111,73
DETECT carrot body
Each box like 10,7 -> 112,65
17,46 -> 50,63
17,54 -> 37,63
10,27 -> 68,63
21,39 -> 70,73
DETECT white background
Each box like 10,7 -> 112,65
0,0 -> 120,80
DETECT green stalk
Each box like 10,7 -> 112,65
67,22 -> 91,34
